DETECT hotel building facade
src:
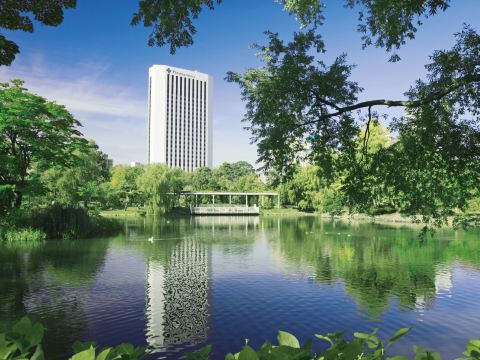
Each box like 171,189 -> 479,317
148,65 -> 213,171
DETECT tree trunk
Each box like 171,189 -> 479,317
14,191 -> 22,207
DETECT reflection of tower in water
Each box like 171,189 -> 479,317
145,237 -> 210,351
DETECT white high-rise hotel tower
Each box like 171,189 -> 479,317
148,65 -> 213,171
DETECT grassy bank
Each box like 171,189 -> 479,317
260,207 -> 314,216
101,206 -> 191,218
100,207 -> 146,218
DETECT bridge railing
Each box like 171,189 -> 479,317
190,206 -> 260,215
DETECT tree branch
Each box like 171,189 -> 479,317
362,105 -> 373,160
299,73 -> 480,128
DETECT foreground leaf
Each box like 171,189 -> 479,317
277,331 -> 300,348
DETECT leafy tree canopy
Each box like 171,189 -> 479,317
0,0 -> 452,65
137,164 -> 184,215
41,140 -> 110,207
0,0 -> 76,65
0,80 -> 87,208
227,25 -> 480,225
131,0 -> 451,60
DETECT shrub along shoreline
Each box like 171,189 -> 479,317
0,205 -> 122,242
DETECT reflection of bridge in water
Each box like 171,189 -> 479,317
171,192 -> 280,215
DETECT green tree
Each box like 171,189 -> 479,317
187,167 -> 216,191
341,122 -> 395,214
227,25 -> 480,225
231,173 -> 265,192
0,80 -> 87,210
136,164 -> 184,215
278,165 -> 341,212
110,165 -> 145,208
41,140 -> 110,207
213,161 -> 257,191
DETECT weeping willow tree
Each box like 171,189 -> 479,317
136,164 -> 185,215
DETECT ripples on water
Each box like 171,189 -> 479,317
0,216 -> 479,359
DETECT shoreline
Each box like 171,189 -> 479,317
100,207 -> 475,229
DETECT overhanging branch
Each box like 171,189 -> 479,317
299,73 -> 480,128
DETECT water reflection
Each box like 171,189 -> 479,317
145,238 -> 210,352
0,216 -> 479,359
0,240 -> 109,358
268,217 -> 480,318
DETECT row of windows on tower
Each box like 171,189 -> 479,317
165,74 -> 208,170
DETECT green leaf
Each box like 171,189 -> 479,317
277,331 -> 300,348
70,347 -> 96,360
388,356 -> 410,360
315,334 -> 333,346
271,345 -> 307,360
12,317 -> 32,336
388,328 -> 413,347
26,323 -> 44,347
72,341 -> 97,354
114,343 -> 134,355
354,331 -> 373,341
30,345 -> 45,360
225,354 -> 236,360
186,345 -> 212,360
465,340 -> 480,357
303,338 -> 313,351
257,342 -> 273,358
414,345 -> 425,354
238,345 -> 258,360
131,346 -> 147,359
342,339 -> 363,359
95,348 -> 112,360
414,349 -> 442,360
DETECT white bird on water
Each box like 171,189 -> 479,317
148,236 -> 154,242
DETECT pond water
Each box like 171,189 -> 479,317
1,216 -> 480,359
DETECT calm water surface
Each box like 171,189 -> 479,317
1,216 -> 480,359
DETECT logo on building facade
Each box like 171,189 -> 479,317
166,67 -> 196,79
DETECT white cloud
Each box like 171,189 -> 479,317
0,54 -> 259,166
0,55 -> 146,118
0,54 -> 148,165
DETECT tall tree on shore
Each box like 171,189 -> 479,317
0,80 -> 87,209
227,26 -> 480,225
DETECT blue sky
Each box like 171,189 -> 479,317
0,0 -> 478,167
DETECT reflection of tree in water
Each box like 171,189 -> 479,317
0,248 -> 29,324
0,239 -> 109,358
269,217 -> 480,318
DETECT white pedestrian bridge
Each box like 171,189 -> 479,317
170,192 -> 280,216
